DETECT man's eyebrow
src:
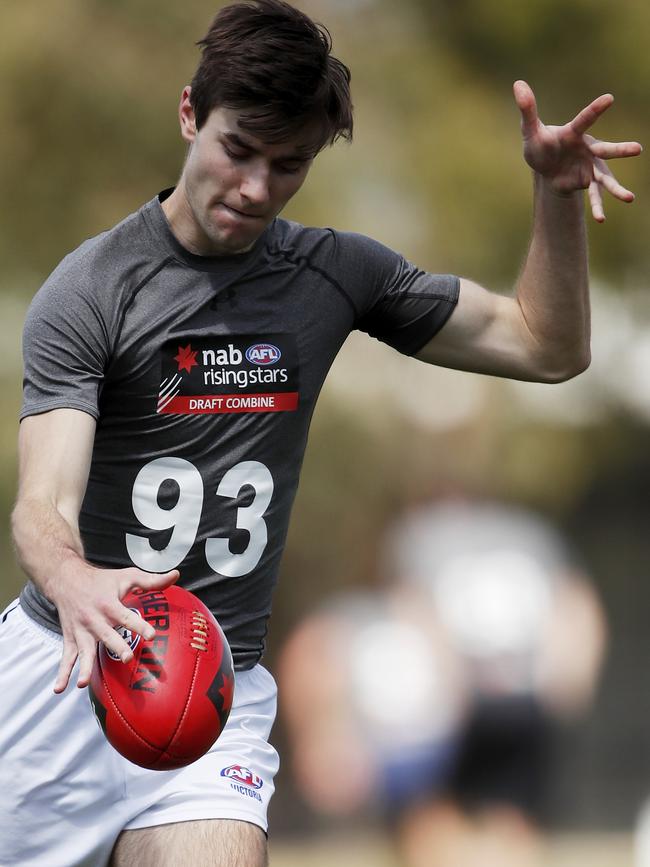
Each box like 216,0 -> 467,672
223,131 -> 314,161
223,132 -> 259,152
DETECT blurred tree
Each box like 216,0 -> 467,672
1,0 -> 647,288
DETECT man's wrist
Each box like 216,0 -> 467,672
40,548 -> 88,602
534,171 -> 582,201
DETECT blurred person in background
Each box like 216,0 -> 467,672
1,0 -> 638,863
279,500 -> 607,867
387,499 -> 607,867
279,589 -> 468,822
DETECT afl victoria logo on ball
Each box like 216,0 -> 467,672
106,608 -> 141,661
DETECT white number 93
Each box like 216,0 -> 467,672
126,457 -> 274,578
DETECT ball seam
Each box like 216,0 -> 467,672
163,652 -> 202,753
99,654 -> 168,753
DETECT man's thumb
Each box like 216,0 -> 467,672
135,569 -> 180,591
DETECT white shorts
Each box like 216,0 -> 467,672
0,601 -> 279,867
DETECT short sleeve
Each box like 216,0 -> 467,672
331,232 -> 460,356
20,265 -> 112,421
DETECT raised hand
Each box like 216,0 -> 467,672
513,80 -> 642,222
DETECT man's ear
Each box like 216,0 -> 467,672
179,86 -> 197,143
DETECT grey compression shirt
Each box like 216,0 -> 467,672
19,189 -> 459,669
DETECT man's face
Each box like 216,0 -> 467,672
176,96 -> 316,255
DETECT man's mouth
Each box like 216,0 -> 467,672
219,203 -> 264,220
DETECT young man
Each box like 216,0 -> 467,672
0,1 -> 641,865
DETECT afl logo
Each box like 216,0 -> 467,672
221,764 -> 264,789
106,608 -> 141,661
246,343 -> 281,365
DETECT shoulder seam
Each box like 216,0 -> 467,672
266,241 -> 360,318
402,291 -> 457,301
111,256 -> 176,355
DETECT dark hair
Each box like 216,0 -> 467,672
190,0 -> 353,153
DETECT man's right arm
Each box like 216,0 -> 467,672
12,408 -> 179,694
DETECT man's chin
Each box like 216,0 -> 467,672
203,225 -> 262,256
214,236 -> 257,255
202,211 -> 272,255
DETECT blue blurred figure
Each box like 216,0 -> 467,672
279,499 -> 606,867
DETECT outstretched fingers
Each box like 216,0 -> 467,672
512,81 -> 641,218
51,567 -> 181,695
114,604 -> 155,647
75,635 -> 101,689
593,159 -> 635,202
54,636 -> 79,694
589,139 -> 643,160
93,619 -> 134,663
588,158 -> 635,221
588,180 -> 605,223
570,93 -> 614,136
513,79 -> 539,138
586,135 -> 640,218
97,569 -> 181,669
54,628 -> 103,692
91,571 -> 182,672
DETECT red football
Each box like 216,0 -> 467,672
89,585 -> 234,770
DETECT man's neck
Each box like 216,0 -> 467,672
160,186 -> 216,256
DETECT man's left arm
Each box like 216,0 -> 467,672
416,80 -> 642,383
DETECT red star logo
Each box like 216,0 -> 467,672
174,344 -> 199,373
219,672 -> 234,710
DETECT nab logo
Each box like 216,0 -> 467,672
221,765 -> 264,789
106,608 -> 141,661
245,343 -> 281,366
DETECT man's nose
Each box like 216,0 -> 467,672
240,164 -> 271,207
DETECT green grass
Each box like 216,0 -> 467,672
269,831 -> 634,867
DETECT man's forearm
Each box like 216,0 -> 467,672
11,497 -> 87,601
514,173 -> 591,382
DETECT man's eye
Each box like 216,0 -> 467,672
224,145 -> 248,161
277,163 -> 303,175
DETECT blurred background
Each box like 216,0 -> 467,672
2,0 -> 650,864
